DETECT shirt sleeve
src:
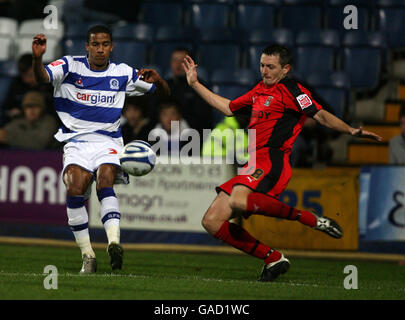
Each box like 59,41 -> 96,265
296,83 -> 323,117
44,56 -> 70,85
126,68 -> 156,96
229,88 -> 255,113
280,78 -> 323,117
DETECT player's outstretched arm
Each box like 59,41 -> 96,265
32,34 -> 50,84
182,55 -> 233,116
313,109 -> 383,141
137,68 -> 170,97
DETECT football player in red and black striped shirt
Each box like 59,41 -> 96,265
183,44 -> 382,282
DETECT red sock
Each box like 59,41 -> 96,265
214,221 -> 281,264
246,192 -> 317,227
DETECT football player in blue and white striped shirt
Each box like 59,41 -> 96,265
32,25 -> 170,274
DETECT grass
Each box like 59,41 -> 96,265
0,243 -> 404,300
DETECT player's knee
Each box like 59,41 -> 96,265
201,210 -> 220,234
96,176 -> 114,191
66,185 -> 85,197
228,194 -> 247,213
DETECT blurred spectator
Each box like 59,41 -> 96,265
202,115 -> 249,165
389,111 -> 405,164
149,101 -> 192,155
165,47 -> 213,137
0,91 -> 59,150
121,96 -> 155,145
1,53 -> 54,125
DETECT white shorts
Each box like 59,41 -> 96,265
62,134 -> 129,192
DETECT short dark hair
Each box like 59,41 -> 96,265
18,53 -> 33,74
172,47 -> 192,56
262,44 -> 293,67
87,25 -> 113,43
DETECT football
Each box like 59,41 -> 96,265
119,140 -> 156,176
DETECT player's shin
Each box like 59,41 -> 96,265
97,187 -> 121,245
214,221 -> 281,264
66,195 -> 95,258
246,192 -> 317,227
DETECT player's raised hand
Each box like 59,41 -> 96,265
182,55 -> 198,87
32,34 -> 47,58
137,68 -> 162,83
351,126 -> 383,142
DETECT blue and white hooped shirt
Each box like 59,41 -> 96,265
45,55 -> 155,143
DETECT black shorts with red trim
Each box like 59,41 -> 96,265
216,147 -> 292,199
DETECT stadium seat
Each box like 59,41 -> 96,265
246,28 -> 294,47
190,3 -> 230,29
65,21 -> 103,39
0,37 -> 13,61
279,5 -> 322,32
325,5 -> 371,32
141,1 -> 184,26
18,19 -> 65,40
236,3 -> 277,30
63,38 -> 87,56
295,47 -> 336,75
199,27 -> 240,43
150,42 -> 194,75
16,37 -> 60,63
377,7 -> 405,49
211,68 -> 256,86
247,45 -> 265,79
0,60 -> 18,77
212,84 -> 251,100
330,71 -> 351,90
155,26 -> 197,42
196,43 -> 241,73
112,24 -> 154,42
305,71 -> 350,88
342,47 -> 381,90
315,87 -> 347,119
295,29 -> 340,48
375,0 -> 405,7
112,41 -> 148,67
342,30 -> 387,48
0,17 -> 18,37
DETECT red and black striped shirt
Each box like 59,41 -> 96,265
229,77 -> 323,153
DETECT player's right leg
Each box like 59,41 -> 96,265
64,164 -> 97,274
202,190 -> 288,282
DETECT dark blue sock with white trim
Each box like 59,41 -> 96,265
66,195 -> 95,257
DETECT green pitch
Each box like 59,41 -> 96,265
0,243 -> 404,300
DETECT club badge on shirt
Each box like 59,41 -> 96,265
264,96 -> 274,107
296,94 -> 312,110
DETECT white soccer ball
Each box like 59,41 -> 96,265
119,140 -> 156,176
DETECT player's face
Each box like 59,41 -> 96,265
86,33 -> 113,70
260,54 -> 290,86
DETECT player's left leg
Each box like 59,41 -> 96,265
203,189 -> 288,282
96,164 -> 124,271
